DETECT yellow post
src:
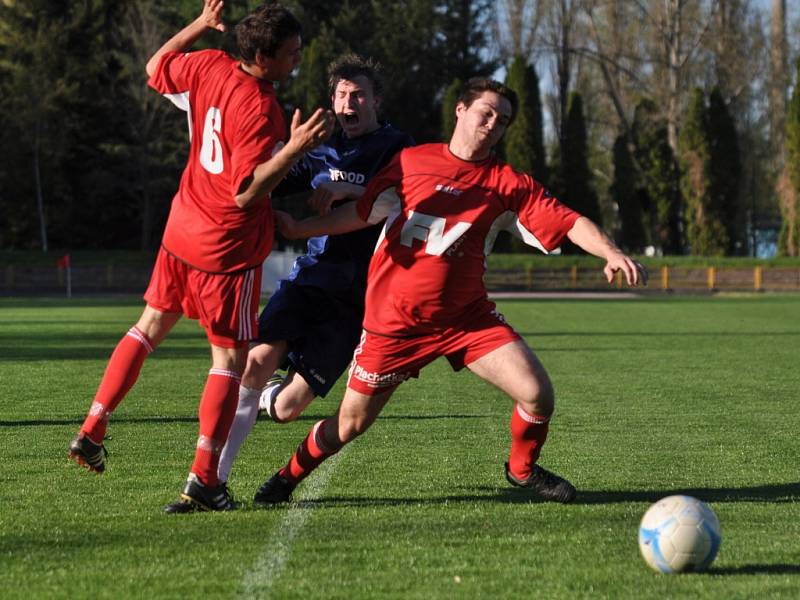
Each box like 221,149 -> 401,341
570,265 -> 578,288
661,265 -> 669,290
707,266 -> 716,290
754,266 -> 762,291
526,266 -> 534,290
615,269 -> 623,288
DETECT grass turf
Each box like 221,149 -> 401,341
0,294 -> 798,599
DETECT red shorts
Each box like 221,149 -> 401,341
144,247 -> 261,348
347,309 -> 520,396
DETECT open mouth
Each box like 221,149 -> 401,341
343,113 -> 359,126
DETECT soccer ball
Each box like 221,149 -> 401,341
638,495 -> 721,573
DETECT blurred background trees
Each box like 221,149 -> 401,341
0,0 -> 797,257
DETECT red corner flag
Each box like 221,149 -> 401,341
56,254 -> 71,268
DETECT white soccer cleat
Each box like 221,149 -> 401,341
258,374 -> 285,414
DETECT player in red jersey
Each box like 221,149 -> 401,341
254,77 -> 648,505
66,0 -> 335,513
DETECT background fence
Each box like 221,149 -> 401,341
3,255 -> 800,295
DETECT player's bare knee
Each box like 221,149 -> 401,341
246,345 -> 271,370
519,378 -> 555,417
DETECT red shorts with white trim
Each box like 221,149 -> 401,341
144,247 -> 261,348
347,309 -> 520,396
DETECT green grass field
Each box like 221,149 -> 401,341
1,295 -> 798,599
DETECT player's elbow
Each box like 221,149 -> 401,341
234,193 -> 250,209
145,57 -> 158,79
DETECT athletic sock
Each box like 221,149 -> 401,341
80,326 -> 153,443
508,404 -> 550,481
217,386 -> 262,483
191,368 -> 241,488
278,420 -> 339,485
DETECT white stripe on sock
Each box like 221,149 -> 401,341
126,327 -> 153,353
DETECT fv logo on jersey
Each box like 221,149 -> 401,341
400,210 -> 471,256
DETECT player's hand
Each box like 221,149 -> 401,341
201,0 -> 226,32
286,108 -> 336,156
603,252 -> 648,287
308,182 -> 360,215
275,210 -> 302,239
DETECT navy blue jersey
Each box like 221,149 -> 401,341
274,123 -> 414,309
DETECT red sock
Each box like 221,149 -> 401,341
191,369 -> 241,487
80,327 -> 153,443
279,420 -> 339,485
508,404 -> 550,480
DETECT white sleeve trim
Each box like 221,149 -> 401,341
366,187 -> 401,224
484,210 -> 549,256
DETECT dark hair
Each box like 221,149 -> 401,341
236,3 -> 302,63
327,53 -> 384,98
457,77 -> 518,125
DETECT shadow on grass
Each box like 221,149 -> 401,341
0,413 -> 487,428
251,481 -> 800,510
709,564 -> 800,575
573,483 -> 800,504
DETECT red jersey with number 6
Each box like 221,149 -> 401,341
148,50 -> 286,273
355,143 -> 580,336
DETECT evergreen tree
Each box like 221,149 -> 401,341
779,59 -> 800,256
559,92 -> 601,226
503,56 -> 548,183
610,134 -> 646,252
631,99 -> 682,255
0,0 -> 126,250
441,78 -> 461,141
679,88 -> 728,256
287,26 -> 345,114
707,87 -> 742,254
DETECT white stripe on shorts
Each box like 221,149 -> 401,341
237,268 -> 255,341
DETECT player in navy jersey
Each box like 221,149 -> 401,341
256,77 -> 648,505
216,54 -> 413,485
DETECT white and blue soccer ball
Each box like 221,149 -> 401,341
638,495 -> 721,573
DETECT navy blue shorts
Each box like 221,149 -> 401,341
257,281 -> 363,397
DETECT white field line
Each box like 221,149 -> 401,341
238,448 -> 346,599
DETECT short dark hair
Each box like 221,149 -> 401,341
327,53 -> 384,98
236,3 -> 302,64
457,77 -> 518,125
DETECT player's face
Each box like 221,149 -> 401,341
264,35 -> 302,83
332,76 -> 380,138
455,91 -> 513,150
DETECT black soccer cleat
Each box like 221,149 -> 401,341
253,472 -> 294,506
67,434 -> 108,474
505,462 -> 577,504
163,474 -> 237,514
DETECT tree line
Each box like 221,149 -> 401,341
1,0 -> 798,256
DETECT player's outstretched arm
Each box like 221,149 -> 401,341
566,216 -> 648,287
308,182 -> 366,215
145,0 -> 226,77
275,202 -> 369,239
235,108 -> 336,209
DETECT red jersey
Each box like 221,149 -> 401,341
356,143 -> 580,336
148,50 -> 286,273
